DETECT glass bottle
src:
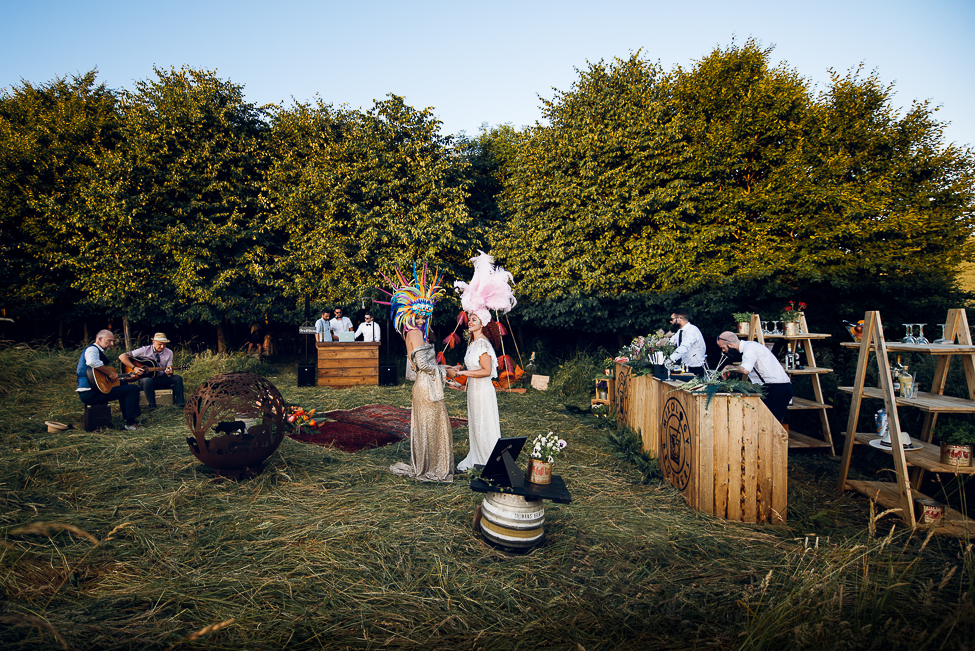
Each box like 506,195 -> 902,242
899,364 -> 913,398
891,355 -> 902,396
795,343 -> 807,369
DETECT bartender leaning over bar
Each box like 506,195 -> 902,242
668,309 -> 707,376
716,332 -> 793,422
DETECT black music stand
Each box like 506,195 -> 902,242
471,436 -> 572,504
480,436 -> 527,488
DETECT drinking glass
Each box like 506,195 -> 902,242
915,324 -> 929,345
934,324 -> 953,345
901,324 -> 916,344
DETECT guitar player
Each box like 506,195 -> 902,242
119,332 -> 186,410
76,330 -> 142,430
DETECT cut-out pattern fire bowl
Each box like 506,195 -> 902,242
183,372 -> 286,479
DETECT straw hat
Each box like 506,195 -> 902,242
152,332 -> 170,343
44,420 -> 68,433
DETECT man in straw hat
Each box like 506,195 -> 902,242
119,333 -> 186,410
716,332 -> 793,422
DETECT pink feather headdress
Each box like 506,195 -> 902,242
453,251 -> 517,325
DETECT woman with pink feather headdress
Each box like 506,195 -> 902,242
447,251 -> 517,472
379,262 -> 454,483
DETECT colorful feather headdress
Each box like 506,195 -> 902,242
375,262 -> 446,340
453,250 -> 517,325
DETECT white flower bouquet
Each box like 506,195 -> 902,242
530,431 -> 567,463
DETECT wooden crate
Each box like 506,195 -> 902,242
316,343 -> 380,388
617,363 -> 788,523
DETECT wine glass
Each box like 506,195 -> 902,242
901,324 -> 916,344
915,324 -> 929,345
934,323 -> 953,345
761,320 -> 770,335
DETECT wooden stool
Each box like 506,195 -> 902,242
83,404 -> 112,431
139,389 -> 173,406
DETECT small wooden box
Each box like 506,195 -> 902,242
140,389 -> 173,406
84,404 -> 112,431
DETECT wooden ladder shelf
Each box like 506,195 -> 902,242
747,313 -> 835,454
835,309 -> 975,536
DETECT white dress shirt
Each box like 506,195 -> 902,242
669,322 -> 706,367
355,320 -> 381,342
329,316 -> 353,339
739,341 -> 791,385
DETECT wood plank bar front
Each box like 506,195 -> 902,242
615,364 -> 788,523
316,342 -> 380,387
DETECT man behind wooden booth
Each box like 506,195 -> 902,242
716,332 -> 793,422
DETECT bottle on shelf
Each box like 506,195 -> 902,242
899,363 -> 913,398
891,355 -> 902,396
795,342 -> 807,369
784,343 -> 796,370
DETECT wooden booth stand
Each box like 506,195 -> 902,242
837,309 -> 975,536
615,364 -> 788,523
316,342 -> 380,387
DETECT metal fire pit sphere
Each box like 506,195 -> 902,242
183,372 -> 286,478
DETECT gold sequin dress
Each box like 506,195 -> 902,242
390,343 -> 454,482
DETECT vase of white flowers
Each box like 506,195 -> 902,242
527,431 -> 567,484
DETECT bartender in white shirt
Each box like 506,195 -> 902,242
329,308 -> 353,340
717,331 -> 793,422
354,312 -> 381,343
668,309 -> 707,376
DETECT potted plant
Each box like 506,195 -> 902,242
601,357 -> 616,377
781,301 -> 806,336
732,312 -> 752,335
935,419 -> 975,467
527,431 -> 568,484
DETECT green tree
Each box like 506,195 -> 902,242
53,66 -> 275,344
0,71 -> 120,321
493,42 -> 975,332
265,94 -> 477,307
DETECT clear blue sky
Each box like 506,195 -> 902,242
3,0 -> 973,149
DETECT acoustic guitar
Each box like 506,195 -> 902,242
123,356 -> 189,380
86,366 -> 139,395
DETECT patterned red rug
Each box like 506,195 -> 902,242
289,404 -> 469,452
289,421 -> 401,452
323,403 -> 468,441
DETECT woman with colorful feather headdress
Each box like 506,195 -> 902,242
449,251 -> 516,472
378,262 -> 454,482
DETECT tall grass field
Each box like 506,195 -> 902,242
0,345 -> 972,650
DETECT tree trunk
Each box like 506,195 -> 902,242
122,315 -> 132,351
217,322 -> 227,353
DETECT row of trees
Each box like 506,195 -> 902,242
2,41 -> 973,347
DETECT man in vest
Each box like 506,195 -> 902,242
76,330 -> 142,430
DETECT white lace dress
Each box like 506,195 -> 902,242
457,336 -> 501,472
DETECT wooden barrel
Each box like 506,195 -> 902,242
479,492 -> 545,551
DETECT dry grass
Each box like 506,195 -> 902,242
0,346 -> 972,650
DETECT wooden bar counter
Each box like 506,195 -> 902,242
316,342 -> 380,388
615,364 -> 788,523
